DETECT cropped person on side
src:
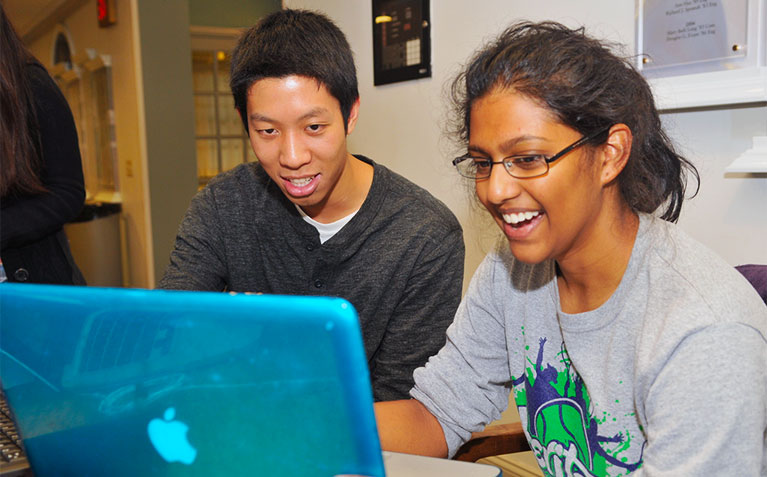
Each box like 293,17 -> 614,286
159,9 -> 465,402
0,4 -> 86,285
375,21 -> 767,475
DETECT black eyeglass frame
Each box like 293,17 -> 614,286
452,124 -> 613,179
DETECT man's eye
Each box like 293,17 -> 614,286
307,124 -> 325,133
257,128 -> 277,136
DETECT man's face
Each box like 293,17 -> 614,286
245,75 -> 359,219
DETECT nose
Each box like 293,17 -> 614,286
483,163 -> 521,205
280,130 -> 311,169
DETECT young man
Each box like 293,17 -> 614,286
159,9 -> 465,402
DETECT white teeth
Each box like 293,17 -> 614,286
289,177 -> 313,186
502,211 -> 540,224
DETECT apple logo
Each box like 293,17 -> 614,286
147,407 -> 197,465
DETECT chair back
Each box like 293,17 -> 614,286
736,264 -> 767,304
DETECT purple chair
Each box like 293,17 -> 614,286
736,264 -> 767,304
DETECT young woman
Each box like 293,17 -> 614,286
376,21 -> 767,476
0,4 -> 85,285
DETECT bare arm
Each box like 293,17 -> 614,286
374,399 -> 448,457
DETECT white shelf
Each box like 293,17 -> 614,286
648,67 -> 767,111
726,136 -> 767,174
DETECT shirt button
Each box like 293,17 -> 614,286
13,268 -> 29,282
306,244 -> 314,251
314,279 -> 324,289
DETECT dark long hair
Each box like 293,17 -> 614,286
0,3 -> 46,198
230,9 -> 359,134
450,21 -> 699,222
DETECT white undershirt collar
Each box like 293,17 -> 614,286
295,205 -> 359,244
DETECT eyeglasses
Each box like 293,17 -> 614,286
452,125 -> 612,179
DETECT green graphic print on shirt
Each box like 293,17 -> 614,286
511,337 -> 644,477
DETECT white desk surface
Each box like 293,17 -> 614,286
382,451 -> 501,477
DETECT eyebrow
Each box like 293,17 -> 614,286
248,112 -> 273,123
298,107 -> 330,122
467,134 -> 548,156
249,107 -> 330,123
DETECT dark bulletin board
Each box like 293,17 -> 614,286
372,0 -> 431,86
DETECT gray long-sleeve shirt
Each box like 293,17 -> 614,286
160,155 -> 464,401
412,214 -> 767,475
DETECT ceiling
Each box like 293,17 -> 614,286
4,0 -> 87,42
5,0 -> 56,36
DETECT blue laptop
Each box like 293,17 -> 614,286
0,283 -> 384,476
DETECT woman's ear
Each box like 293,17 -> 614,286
599,123 -> 632,185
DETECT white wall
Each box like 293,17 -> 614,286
285,0 -> 767,286
133,0 -> 198,285
663,106 -> 767,266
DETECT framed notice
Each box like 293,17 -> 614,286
638,0 -> 750,77
372,0 -> 431,86
636,0 -> 767,109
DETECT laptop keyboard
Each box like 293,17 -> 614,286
0,391 -> 29,476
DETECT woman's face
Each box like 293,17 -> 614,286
469,88 -> 606,265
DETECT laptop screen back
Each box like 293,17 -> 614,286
0,283 -> 384,476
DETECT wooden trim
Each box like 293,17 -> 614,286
453,422 -> 531,463
189,25 -> 244,51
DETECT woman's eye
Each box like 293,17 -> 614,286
511,155 -> 544,168
473,159 -> 492,170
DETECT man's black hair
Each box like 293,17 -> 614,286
230,9 -> 359,133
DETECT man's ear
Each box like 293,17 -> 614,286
599,123 -> 632,186
236,107 -> 250,137
346,97 -> 361,135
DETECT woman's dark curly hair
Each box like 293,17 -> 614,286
450,21 -> 699,222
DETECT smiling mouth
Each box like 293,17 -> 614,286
288,175 -> 316,187
502,211 -> 541,227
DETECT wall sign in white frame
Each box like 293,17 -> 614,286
636,0 -> 767,111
